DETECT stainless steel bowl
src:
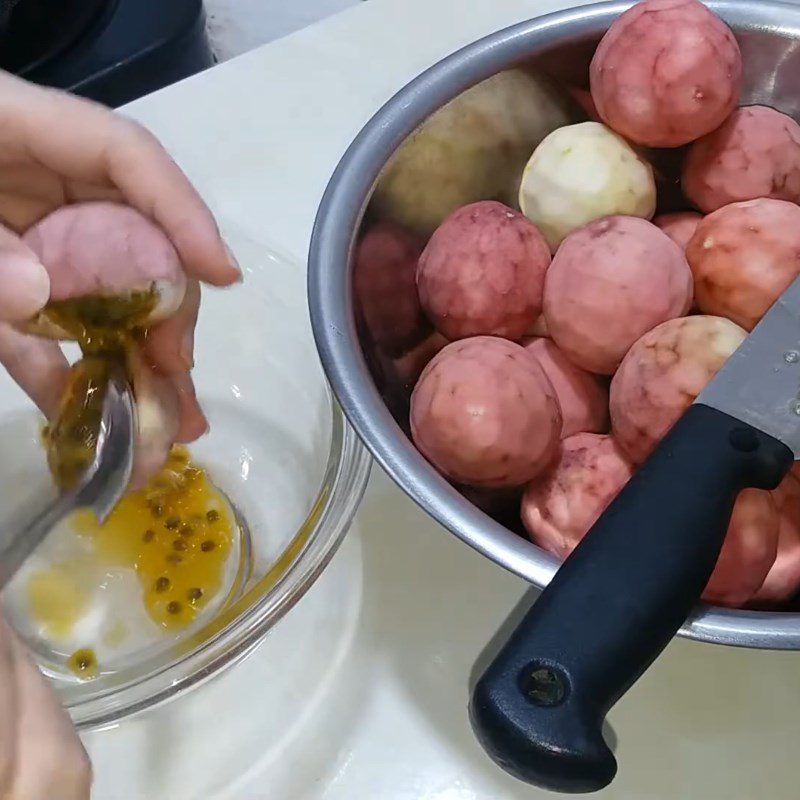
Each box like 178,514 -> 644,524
309,0 -> 800,650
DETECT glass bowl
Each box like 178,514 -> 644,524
0,234 -> 371,729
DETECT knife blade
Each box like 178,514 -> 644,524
469,280 -> 798,794
699,275 -> 800,457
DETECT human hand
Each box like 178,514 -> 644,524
0,614 -> 92,799
0,70 -> 239,469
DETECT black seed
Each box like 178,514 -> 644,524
167,601 -> 182,615
150,503 -> 164,518
180,524 -> 195,537
154,576 -> 170,593
206,509 -> 220,523
200,540 -> 216,552
142,529 -> 155,543
187,587 -> 203,603
166,553 -> 183,565
172,539 -> 187,551
165,516 -> 180,530
73,650 -> 96,672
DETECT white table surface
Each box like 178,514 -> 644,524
83,0 -> 800,797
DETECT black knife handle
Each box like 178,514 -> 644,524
469,403 -> 792,794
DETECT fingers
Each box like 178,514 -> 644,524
7,628 -> 92,800
0,325 -> 69,419
0,71 -> 239,287
106,119 -> 241,287
171,372 -> 208,444
142,281 -> 207,443
144,280 -> 200,374
0,223 -> 49,322
128,349 -> 180,489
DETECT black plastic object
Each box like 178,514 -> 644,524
0,0 -> 109,75
469,403 -> 793,794
2,0 -> 214,108
0,0 -> 21,35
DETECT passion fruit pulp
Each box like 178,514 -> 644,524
40,290 -> 156,491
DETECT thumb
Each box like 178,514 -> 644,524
0,223 -> 50,323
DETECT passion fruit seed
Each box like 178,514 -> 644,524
180,524 -> 195,537
68,648 -> 98,677
142,529 -> 155,543
201,540 -> 216,552
206,509 -> 220,523
172,539 -> 187,552
167,601 -> 182,615
166,553 -> 183,565
165,516 -> 180,530
76,653 -> 93,670
187,587 -> 204,603
150,503 -> 164,518
154,576 -> 170,593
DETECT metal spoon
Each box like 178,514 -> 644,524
0,365 -> 135,589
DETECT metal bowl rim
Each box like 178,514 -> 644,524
308,0 -> 800,650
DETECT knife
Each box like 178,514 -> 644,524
469,277 -> 800,794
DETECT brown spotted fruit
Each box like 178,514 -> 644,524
523,337 -> 608,439
653,212 -> 702,251
610,315 -> 746,464
590,0 -> 742,147
683,106 -> 800,213
686,198 -> 800,330
410,336 -> 561,489
521,433 -> 634,559
543,215 -> 693,374
752,476 -> 800,605
354,222 -> 428,357
416,201 -> 551,342
703,489 -> 779,608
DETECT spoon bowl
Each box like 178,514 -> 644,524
0,365 -> 134,589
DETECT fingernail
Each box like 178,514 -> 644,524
223,242 -> 243,282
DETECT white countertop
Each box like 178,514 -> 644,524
83,0 -> 800,797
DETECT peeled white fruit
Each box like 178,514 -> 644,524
519,121 -> 657,251
371,69 -> 573,236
